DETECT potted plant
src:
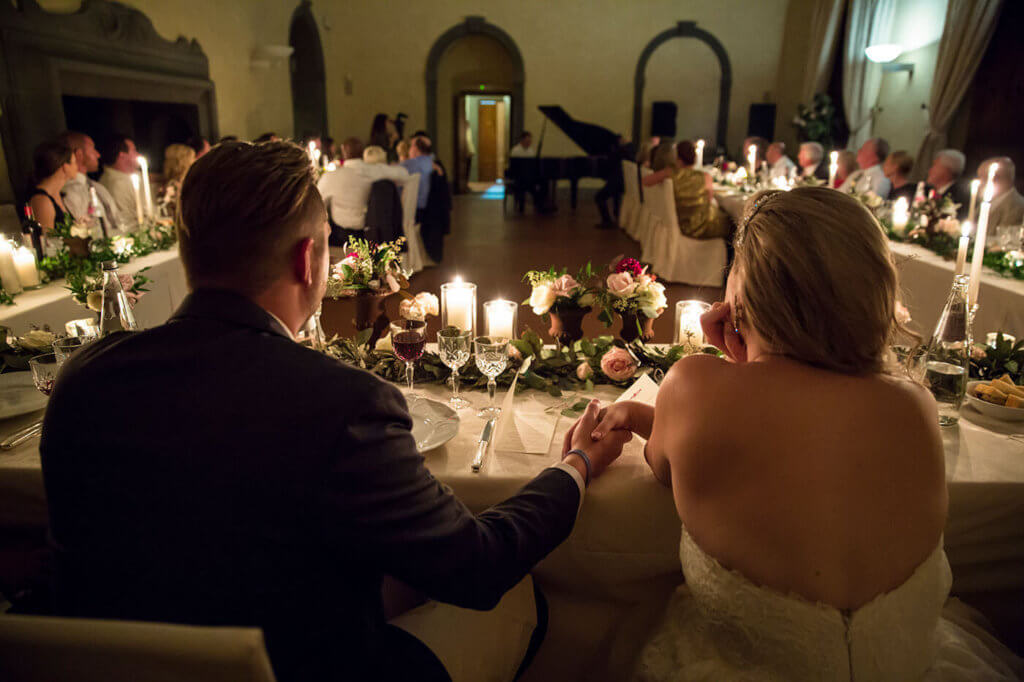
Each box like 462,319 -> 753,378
325,237 -> 409,347
523,263 -> 596,348
596,256 -> 668,343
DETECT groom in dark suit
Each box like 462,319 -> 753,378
41,141 -> 629,682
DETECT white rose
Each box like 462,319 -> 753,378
529,283 -> 557,315
400,298 -> 426,321
638,281 -> 668,318
375,332 -> 393,352
414,292 -> 439,317
70,222 -> 90,240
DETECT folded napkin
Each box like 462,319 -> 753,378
495,361 -> 559,454
615,373 -> 661,407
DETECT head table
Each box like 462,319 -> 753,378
1,366 -> 1022,680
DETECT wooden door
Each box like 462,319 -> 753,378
477,101 -> 498,182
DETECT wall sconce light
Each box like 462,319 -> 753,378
251,44 -> 294,69
865,43 -> 914,77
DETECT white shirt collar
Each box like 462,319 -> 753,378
937,182 -> 954,196
264,309 -> 296,341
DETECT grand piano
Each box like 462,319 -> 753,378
507,105 -> 623,211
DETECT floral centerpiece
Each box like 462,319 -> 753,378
792,93 -> 837,147
324,237 -> 409,347
596,256 -> 668,343
523,263 -> 597,347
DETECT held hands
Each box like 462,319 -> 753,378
561,401 -> 632,481
701,301 -> 747,363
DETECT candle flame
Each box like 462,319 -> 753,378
830,150 -> 838,162
453,275 -> 463,284
696,139 -> 704,149
961,221 -> 972,238
971,179 -> 981,190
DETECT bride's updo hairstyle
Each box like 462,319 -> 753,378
734,186 -> 899,375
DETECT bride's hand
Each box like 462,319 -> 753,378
701,301 -> 747,363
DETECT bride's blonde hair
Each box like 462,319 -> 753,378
734,187 -> 903,375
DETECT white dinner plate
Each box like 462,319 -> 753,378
409,397 -> 460,453
0,372 -> 48,420
965,381 -> 1024,422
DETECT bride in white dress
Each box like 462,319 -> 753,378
570,187 -> 1023,680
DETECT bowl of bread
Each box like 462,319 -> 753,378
966,376 -> 1024,422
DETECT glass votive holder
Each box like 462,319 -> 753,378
65,318 -> 100,338
986,332 -> 1016,348
483,299 -> 517,340
674,300 -> 711,346
441,280 -> 476,335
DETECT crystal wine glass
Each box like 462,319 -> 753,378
52,336 -> 91,364
474,336 -> 509,419
390,319 -> 427,404
438,327 -> 472,409
29,353 -> 60,397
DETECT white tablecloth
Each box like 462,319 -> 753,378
0,250 -> 187,335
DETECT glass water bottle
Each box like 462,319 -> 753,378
99,261 -> 138,335
919,274 -> 970,426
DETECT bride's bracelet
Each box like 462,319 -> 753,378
564,448 -> 592,487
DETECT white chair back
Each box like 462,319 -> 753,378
401,174 -> 420,230
644,177 -> 727,287
399,174 -> 429,275
0,614 -> 277,682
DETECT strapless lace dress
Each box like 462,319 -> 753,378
632,525 -> 1023,681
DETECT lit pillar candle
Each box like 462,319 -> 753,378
441,279 -> 476,335
695,139 -> 705,169
138,156 -> 153,217
674,300 -> 711,346
130,173 -> 144,226
955,221 -> 972,275
0,240 -> 23,294
968,164 -> 998,308
89,186 -> 109,238
968,179 -> 980,223
484,299 -> 516,339
748,145 -> 757,178
828,151 -> 838,187
892,197 -> 909,234
307,141 -> 321,167
13,246 -> 40,288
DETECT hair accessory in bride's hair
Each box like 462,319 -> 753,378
736,191 -> 784,245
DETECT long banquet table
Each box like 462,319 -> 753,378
714,187 -> 1024,339
1,375 -> 1022,680
0,249 -> 187,335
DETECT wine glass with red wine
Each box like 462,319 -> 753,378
390,319 -> 427,403
29,353 -> 60,397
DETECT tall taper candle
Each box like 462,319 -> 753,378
138,156 -> 153,217
0,240 -> 22,294
130,174 -> 144,226
828,151 -> 838,188
748,145 -> 757,178
695,139 -> 705,169
968,179 -> 980,223
968,165 -> 998,307
955,221 -> 971,276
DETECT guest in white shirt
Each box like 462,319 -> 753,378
840,137 -> 891,198
58,131 -> 123,235
797,142 -> 828,181
317,139 -> 410,235
509,131 -> 534,158
978,157 -> 1024,235
926,149 -> 968,215
766,142 -> 796,180
98,134 -> 142,226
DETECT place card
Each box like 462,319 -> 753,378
615,373 -> 660,407
495,359 -> 558,455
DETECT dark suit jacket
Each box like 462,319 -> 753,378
41,289 -> 580,682
365,179 -> 403,245
930,182 -> 970,219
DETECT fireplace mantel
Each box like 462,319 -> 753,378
0,0 -> 217,197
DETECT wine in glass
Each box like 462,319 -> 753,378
391,319 -> 427,403
438,327 -> 472,409
474,336 -> 509,418
29,353 -> 60,396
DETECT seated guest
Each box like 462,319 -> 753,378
883,150 -> 916,203
926,149 -> 968,213
253,132 -> 280,144
322,136 -> 338,164
401,136 -> 435,219
579,186 -> 1023,680
509,131 -> 535,158
797,142 -> 829,181
187,135 -> 211,159
979,157 -> 1024,233
643,140 -> 729,240
317,138 -> 406,244
28,139 -> 78,233
340,137 -> 364,165
766,142 -> 796,180
833,150 -> 858,189
58,131 -> 122,233
163,143 -> 196,191
636,137 -> 660,168
42,141 -> 629,682
218,135 -> 240,144
98,134 -> 142,224
841,137 -> 891,198
595,135 -> 636,229
648,141 -> 677,172
395,139 -> 410,163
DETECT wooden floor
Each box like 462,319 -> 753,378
322,186 -> 724,344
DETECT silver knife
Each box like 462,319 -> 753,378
471,418 -> 496,473
1,420 -> 42,451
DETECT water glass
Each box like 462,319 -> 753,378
390,319 -> 427,402
438,327 -> 472,409
474,336 -> 509,418
29,353 -> 59,396
53,336 -> 90,364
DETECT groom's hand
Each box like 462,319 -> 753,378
563,400 -> 632,482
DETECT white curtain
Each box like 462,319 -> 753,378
915,0 -> 1003,172
842,0 -> 896,149
802,0 -> 845,103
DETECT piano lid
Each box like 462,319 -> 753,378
537,106 -> 620,156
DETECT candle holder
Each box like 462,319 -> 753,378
674,300 -> 711,347
441,281 -> 476,336
483,299 -> 517,340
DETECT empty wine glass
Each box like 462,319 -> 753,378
474,336 -> 509,419
390,319 -> 427,403
29,353 -> 60,397
52,336 -> 91,364
438,327 -> 472,409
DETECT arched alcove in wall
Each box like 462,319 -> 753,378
633,21 -> 732,152
289,1 -> 327,139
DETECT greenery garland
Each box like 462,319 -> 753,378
880,218 -> 1024,281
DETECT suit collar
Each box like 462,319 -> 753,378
169,289 -> 294,340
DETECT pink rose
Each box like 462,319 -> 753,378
576,361 -> 593,381
600,347 -> 637,382
509,345 -> 523,361
606,272 -> 636,298
550,274 -> 580,298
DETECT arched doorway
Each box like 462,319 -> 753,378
425,17 -> 524,192
633,22 -> 731,152
289,1 -> 327,140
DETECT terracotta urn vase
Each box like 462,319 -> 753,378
322,290 -> 392,348
65,236 -> 91,259
548,305 -> 590,348
619,312 -> 655,344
